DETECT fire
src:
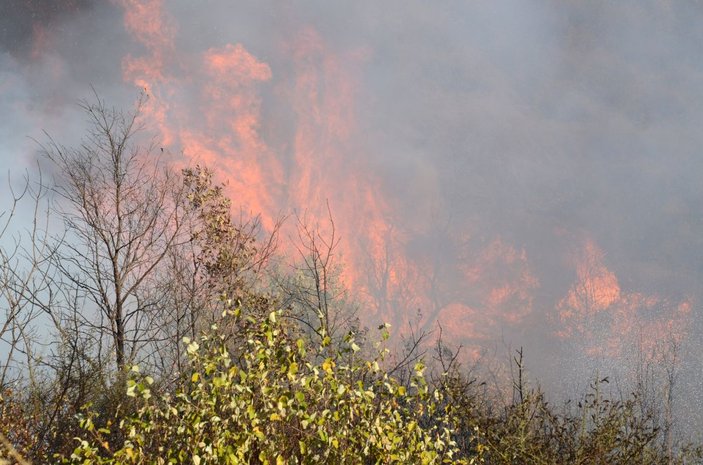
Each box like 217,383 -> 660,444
114,1 -> 545,347
421,237 -> 539,352
461,238 -> 539,326
119,0 -> 175,53
556,238 -> 691,361
116,0 -> 285,227
113,1 -> 691,361
118,0 -> 177,145
556,239 -> 621,339
191,43 -> 280,226
284,27 -> 380,291
114,2 -> 400,307
285,32 -> 435,330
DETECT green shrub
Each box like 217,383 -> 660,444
66,309 -> 479,464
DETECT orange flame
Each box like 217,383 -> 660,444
556,238 -> 691,361
116,1 -> 545,343
114,2 -> 691,361
427,238 -> 539,359
118,0 -> 177,144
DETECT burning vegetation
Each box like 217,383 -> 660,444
0,95 -> 699,464
1,0 -> 703,463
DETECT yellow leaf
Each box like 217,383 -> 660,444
322,358 -> 334,374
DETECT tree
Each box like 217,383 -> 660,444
42,94 -> 189,372
0,172 -> 57,462
274,206 -> 361,351
0,174 -> 46,390
150,165 -> 281,375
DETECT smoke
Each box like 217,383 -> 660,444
2,0 -> 703,433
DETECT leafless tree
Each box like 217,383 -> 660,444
0,171 -> 54,390
276,204 -> 360,347
41,94 -> 189,372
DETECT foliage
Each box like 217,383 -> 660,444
0,390 -> 41,463
66,309 -> 473,464
182,165 -> 266,301
434,348 -> 703,465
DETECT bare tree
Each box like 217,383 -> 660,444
662,335 -> 679,465
0,171 -> 54,390
41,94 -> 189,372
276,204 -> 360,347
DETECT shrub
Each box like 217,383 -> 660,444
66,309 -> 479,464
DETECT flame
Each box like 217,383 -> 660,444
114,3 -> 399,298
284,28 -> 374,279
118,0 -> 177,144
117,0 -> 285,227
186,43 -> 279,226
281,30 -> 435,329
556,238 -> 691,361
556,239 -> 620,340
463,238 -> 539,326
422,237 -> 539,360
114,2 -> 690,361
116,1 -> 544,343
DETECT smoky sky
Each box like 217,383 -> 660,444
3,0 -> 703,430
0,0 -> 95,56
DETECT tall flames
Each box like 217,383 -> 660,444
108,1 -> 691,360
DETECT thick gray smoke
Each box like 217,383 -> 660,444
2,0 -> 703,434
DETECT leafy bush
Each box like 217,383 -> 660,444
66,309 -> 477,464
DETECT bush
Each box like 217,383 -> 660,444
66,309 -> 479,464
